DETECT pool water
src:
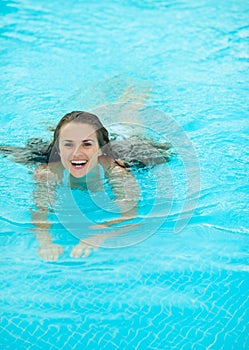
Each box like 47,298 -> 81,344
0,0 -> 248,349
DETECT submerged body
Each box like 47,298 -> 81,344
0,110 -> 171,261
32,112 -> 141,261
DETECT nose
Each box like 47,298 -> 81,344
73,144 -> 86,157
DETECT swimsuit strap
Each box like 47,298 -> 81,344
62,168 -> 70,186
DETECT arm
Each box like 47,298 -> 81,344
31,164 -> 63,261
105,164 -> 139,223
70,163 -> 140,258
89,160 -> 139,229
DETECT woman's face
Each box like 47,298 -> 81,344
58,122 -> 101,178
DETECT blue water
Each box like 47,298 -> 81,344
0,0 -> 249,349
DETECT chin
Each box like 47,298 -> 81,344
65,163 -> 98,179
69,170 -> 87,179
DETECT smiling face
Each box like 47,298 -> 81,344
58,122 -> 101,178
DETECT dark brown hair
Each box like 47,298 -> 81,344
0,111 -> 171,168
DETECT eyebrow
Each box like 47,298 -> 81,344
61,139 -> 95,142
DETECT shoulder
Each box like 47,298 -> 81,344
34,162 -> 63,183
98,155 -> 127,175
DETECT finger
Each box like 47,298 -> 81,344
70,247 -> 81,258
83,247 -> 91,258
70,244 -> 87,258
53,248 -> 63,260
38,250 -> 57,261
46,249 -> 60,261
49,247 -> 63,261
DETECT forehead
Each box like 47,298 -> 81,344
59,122 -> 97,140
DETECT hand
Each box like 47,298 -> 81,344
37,242 -> 64,261
70,235 -> 107,258
70,223 -> 140,259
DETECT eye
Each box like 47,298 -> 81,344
64,142 -> 73,148
83,141 -> 93,148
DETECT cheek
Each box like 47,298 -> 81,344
59,147 -> 70,162
93,147 -> 102,159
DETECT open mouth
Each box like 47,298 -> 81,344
70,159 -> 88,169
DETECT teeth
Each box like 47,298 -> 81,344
71,160 -> 87,165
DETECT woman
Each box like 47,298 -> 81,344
1,110 -> 171,260
31,111 -> 143,261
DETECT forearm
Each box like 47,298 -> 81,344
108,166 -> 139,218
31,164 -> 63,261
31,205 -> 63,261
31,168 -> 55,244
30,208 -> 53,243
30,196 -> 55,249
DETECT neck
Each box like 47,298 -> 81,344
69,165 -> 101,188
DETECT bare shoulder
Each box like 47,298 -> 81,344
98,155 -> 127,175
34,162 -> 63,183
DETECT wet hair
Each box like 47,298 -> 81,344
0,138 -> 50,164
0,111 -> 172,169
